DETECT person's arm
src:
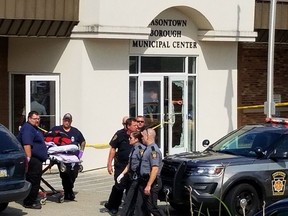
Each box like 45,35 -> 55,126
144,166 -> 158,195
122,164 -> 129,175
107,147 -> 116,175
80,141 -> 86,151
23,145 -> 32,162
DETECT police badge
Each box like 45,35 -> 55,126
272,171 -> 286,196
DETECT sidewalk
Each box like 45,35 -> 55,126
3,168 -> 179,216
3,168 -> 115,216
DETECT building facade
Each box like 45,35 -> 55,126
1,0 -> 259,170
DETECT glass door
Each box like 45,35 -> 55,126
25,75 -> 60,132
138,77 -> 164,154
138,76 -> 188,155
168,77 -> 187,154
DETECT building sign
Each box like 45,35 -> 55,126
131,18 -> 197,50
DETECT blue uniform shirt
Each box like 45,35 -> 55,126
17,122 -> 48,162
129,143 -> 146,172
140,143 -> 163,176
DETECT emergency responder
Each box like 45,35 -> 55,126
136,128 -> 166,216
49,113 -> 86,201
117,131 -> 147,216
136,115 -> 146,131
105,117 -> 138,214
17,111 -> 48,209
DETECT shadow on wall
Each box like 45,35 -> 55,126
84,39 -> 129,71
9,38 -> 69,72
225,69 -> 234,132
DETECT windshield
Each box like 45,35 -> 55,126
0,125 -> 22,152
208,125 -> 285,157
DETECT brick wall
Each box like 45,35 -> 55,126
238,43 -> 288,126
0,38 -> 8,127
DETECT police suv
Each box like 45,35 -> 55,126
160,118 -> 288,216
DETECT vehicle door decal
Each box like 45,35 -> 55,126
272,171 -> 286,196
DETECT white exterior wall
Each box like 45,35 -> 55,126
8,0 -> 255,170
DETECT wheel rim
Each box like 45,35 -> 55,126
235,190 -> 256,215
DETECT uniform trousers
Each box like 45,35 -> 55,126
58,163 -> 79,194
106,161 -> 129,210
136,177 -> 166,216
120,178 -> 147,216
23,157 -> 43,205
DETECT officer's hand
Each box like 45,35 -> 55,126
116,173 -> 124,184
107,164 -> 113,175
144,185 -> 151,196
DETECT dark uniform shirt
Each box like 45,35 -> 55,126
50,125 -> 85,144
17,122 -> 48,162
140,143 -> 163,176
109,128 -> 132,163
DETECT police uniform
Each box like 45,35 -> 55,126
50,125 -> 85,200
136,143 -> 166,216
106,128 -> 133,212
17,122 -> 48,207
120,143 -> 146,216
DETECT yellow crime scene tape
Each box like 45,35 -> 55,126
86,120 -> 171,149
37,120 -> 172,149
238,102 -> 288,110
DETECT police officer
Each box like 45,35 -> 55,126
17,111 -> 48,209
117,131 -> 147,216
105,117 -> 138,214
136,128 -> 166,216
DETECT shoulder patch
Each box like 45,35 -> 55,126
151,150 -> 157,159
112,134 -> 118,141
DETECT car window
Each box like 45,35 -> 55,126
273,134 -> 288,157
211,126 -> 283,157
0,125 -> 22,152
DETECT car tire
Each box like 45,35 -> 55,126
0,203 -> 9,212
224,183 -> 260,216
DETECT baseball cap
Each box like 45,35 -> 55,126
63,113 -> 72,120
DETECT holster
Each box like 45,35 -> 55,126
128,171 -> 139,181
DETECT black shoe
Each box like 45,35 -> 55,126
104,203 -> 118,214
64,192 -> 75,201
23,203 -> 42,209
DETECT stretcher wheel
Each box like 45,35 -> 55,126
59,162 -> 66,172
58,196 -> 64,203
40,198 -> 47,205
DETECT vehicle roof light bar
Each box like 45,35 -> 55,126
265,117 -> 288,124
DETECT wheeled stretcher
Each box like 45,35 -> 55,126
39,143 -> 82,204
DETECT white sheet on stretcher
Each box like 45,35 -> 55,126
46,142 -> 80,163
49,154 -> 80,163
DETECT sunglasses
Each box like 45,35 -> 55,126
137,121 -> 144,123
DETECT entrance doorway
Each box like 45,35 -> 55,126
10,74 -> 60,135
138,76 -> 188,155
129,56 -> 196,156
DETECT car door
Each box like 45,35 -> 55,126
267,135 -> 288,201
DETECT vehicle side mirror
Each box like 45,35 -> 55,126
270,150 -> 288,160
254,147 -> 265,158
202,139 -> 210,147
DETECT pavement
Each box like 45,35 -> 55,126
2,168 -> 178,216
